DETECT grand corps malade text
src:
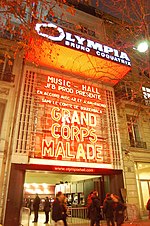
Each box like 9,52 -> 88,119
42,107 -> 104,162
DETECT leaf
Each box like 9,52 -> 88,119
0,59 -> 4,64
8,60 -> 13,65
66,6 -> 76,16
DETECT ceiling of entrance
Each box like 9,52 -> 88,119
25,171 -> 100,184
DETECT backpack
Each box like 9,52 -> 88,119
147,200 -> 150,210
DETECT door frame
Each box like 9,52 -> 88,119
4,163 -> 124,226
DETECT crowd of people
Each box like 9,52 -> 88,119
29,191 -> 149,225
103,193 -> 126,226
87,191 -> 126,226
31,192 -> 68,225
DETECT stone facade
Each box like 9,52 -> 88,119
116,100 -> 150,217
0,1 -> 149,224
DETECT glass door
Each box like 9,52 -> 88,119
140,180 -> 150,210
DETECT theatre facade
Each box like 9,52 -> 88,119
2,20 -> 132,225
0,5 -> 137,225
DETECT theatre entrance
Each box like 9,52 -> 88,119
4,164 -> 124,226
24,171 -> 107,208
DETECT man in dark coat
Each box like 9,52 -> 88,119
89,191 -> 101,226
52,191 -> 64,224
146,198 -> 150,219
44,197 -> 51,224
32,194 -> 41,223
103,193 -> 115,226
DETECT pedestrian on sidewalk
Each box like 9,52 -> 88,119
112,194 -> 126,226
89,191 -> 102,226
32,194 -> 41,223
146,197 -> 150,219
27,198 -> 32,215
44,197 -> 51,224
103,193 -> 115,226
62,196 -> 68,226
52,191 -> 64,226
87,192 -> 93,219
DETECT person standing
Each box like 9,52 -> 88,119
32,194 -> 41,223
103,193 -> 115,226
62,196 -> 68,226
89,191 -> 101,226
87,192 -> 93,219
112,195 -> 126,226
52,191 -> 64,225
44,197 -> 51,224
146,198 -> 150,219
27,198 -> 32,215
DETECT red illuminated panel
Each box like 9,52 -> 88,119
29,72 -> 112,168
26,40 -> 130,86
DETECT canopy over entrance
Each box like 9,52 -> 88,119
26,22 -> 131,86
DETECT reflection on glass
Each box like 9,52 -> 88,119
141,181 -> 149,208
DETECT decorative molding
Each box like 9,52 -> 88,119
0,87 -> 9,95
11,154 -> 29,164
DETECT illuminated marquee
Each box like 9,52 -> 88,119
42,107 -> 103,162
35,23 -> 131,66
33,73 -> 111,167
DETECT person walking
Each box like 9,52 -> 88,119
87,192 -> 93,219
44,197 -> 51,224
62,196 -> 68,226
112,195 -> 126,226
89,191 -> 101,226
103,193 -> 115,226
146,197 -> 150,219
32,194 -> 41,223
52,191 -> 64,225
27,198 -> 32,215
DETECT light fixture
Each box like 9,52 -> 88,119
24,183 -> 30,189
32,183 -> 38,188
137,41 -> 149,53
42,183 -> 48,189
35,188 -> 42,194
44,189 -> 49,194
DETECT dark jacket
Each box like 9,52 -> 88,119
44,199 -> 51,212
89,196 -> 101,221
33,196 -> 40,210
114,201 -> 126,225
62,203 -> 68,220
103,197 -> 114,218
146,199 -> 150,210
52,198 -> 63,222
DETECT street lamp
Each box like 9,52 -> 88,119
137,41 -> 149,53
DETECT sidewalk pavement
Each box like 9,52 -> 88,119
69,220 -> 150,226
28,213 -> 150,226
122,220 -> 150,226
103,219 -> 150,226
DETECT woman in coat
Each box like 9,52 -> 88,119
112,195 -> 126,226
44,197 -> 51,224
103,193 -> 115,226
52,192 -> 64,225
146,198 -> 150,219
62,196 -> 68,226
89,191 -> 102,226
